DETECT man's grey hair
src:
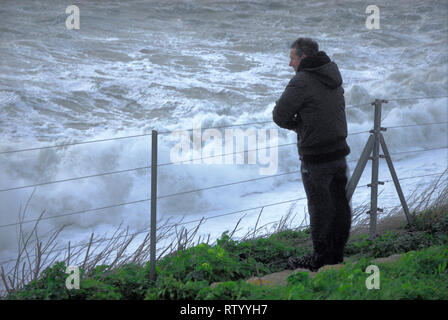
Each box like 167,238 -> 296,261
290,38 -> 319,57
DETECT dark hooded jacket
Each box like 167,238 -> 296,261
273,51 -> 350,163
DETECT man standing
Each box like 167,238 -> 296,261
273,38 -> 352,271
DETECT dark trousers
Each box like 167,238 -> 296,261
301,157 -> 352,265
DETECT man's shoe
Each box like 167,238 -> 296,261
287,254 -> 320,272
332,250 -> 344,264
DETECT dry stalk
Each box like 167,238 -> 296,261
252,208 -> 264,239
228,215 -> 245,240
66,241 -> 71,266
1,266 -> 10,294
81,233 -> 94,271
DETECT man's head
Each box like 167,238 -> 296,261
289,38 -> 319,72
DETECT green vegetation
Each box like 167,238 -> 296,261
4,206 -> 448,300
196,245 -> 448,300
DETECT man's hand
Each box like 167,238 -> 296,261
273,101 -> 298,132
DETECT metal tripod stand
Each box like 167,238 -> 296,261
346,99 -> 413,240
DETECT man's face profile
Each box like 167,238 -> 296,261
289,48 -> 306,72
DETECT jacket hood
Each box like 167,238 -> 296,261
297,51 -> 343,88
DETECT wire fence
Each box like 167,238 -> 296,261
0,95 -> 447,268
0,145 -> 446,230
0,121 -> 446,193
0,168 -> 445,267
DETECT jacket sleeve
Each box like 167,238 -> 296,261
272,77 -> 307,130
